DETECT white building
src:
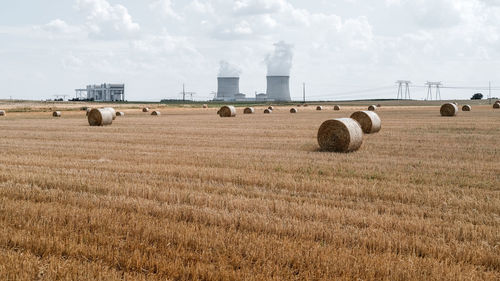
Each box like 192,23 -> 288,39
84,84 -> 125,101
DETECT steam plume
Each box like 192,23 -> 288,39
218,60 -> 241,77
266,41 -> 294,76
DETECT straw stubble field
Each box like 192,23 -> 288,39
0,105 -> 499,280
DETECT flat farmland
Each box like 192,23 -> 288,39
0,104 -> 499,280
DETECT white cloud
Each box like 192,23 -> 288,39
76,0 -> 140,39
186,0 -> 214,14
150,0 -> 182,19
233,0 -> 287,15
41,19 -> 78,34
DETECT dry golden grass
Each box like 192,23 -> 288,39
0,104 -> 499,280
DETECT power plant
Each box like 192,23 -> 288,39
74,83 -> 125,101
266,76 -> 291,101
213,75 -> 292,102
216,77 -> 240,101
214,41 -> 293,102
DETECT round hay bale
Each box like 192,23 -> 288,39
0,110 -> 6,116
219,106 -> 236,117
268,106 -> 274,111
303,104 -> 308,107
116,111 -> 125,116
376,104 -> 382,108
202,104 -> 208,108
103,107 -> 116,120
440,103 -> 458,116
297,104 -> 302,107
494,103 -> 500,109
334,105 -> 340,111
88,108 -> 113,126
243,107 -> 255,114
80,106 -> 88,111
142,107 -> 149,112
316,106 -> 323,111
462,105 -> 471,111
86,108 -> 92,116
151,111 -> 161,116
52,111 -> 61,117
350,111 -> 381,134
368,105 -> 377,111
264,109 -> 272,114
290,108 -> 298,113
317,118 -> 363,152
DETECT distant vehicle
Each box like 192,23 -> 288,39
471,93 -> 483,100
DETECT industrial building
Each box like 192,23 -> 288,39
75,83 -> 125,101
266,76 -> 291,101
214,75 -> 292,102
215,77 -> 240,101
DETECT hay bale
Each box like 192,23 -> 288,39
116,111 -> 125,116
52,111 -> 61,117
264,109 -> 272,114
244,107 -> 255,114
142,107 -> 149,112
202,104 -> 208,108
494,103 -> 500,109
103,107 -> 116,120
376,104 -> 382,108
303,104 -> 308,107
219,106 -> 236,117
0,110 -> 5,116
440,103 -> 458,116
334,105 -> 340,111
316,106 -> 323,111
368,105 -> 377,111
317,118 -> 363,152
350,111 -> 381,134
290,108 -> 298,113
80,106 -> 88,111
151,111 -> 161,116
268,106 -> 274,111
462,105 -> 471,111
88,108 -> 113,126
297,104 -> 302,107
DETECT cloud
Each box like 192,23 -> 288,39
61,53 -> 84,70
76,0 -> 140,39
187,0 -> 215,14
212,20 -> 254,39
40,19 -> 79,34
150,0 -> 182,19
233,0 -> 287,15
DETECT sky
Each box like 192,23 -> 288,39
0,0 -> 499,101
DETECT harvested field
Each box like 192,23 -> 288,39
0,104 -> 499,280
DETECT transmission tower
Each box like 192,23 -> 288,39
396,80 -> 411,99
425,82 -> 442,100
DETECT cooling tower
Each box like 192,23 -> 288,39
217,77 -> 240,100
266,76 -> 291,101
